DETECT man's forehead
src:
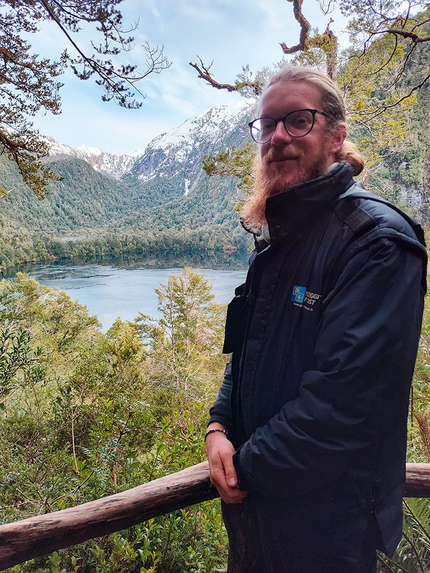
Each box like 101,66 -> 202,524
258,80 -> 322,115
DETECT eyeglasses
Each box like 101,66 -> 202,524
248,109 -> 331,144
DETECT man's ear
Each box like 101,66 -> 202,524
331,122 -> 347,154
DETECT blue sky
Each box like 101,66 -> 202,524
30,0 -> 348,154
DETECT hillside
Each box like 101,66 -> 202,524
0,101 -> 255,268
365,20 -> 430,219
1,75 -> 429,270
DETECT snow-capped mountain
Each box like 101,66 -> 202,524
44,100 -> 255,188
45,136 -> 145,180
130,101 -> 255,193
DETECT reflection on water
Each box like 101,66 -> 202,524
8,251 -> 249,277
7,253 -> 249,331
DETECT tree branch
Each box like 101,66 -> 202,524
279,2 -> 338,77
189,57 -> 263,95
0,462 -> 428,570
382,28 -> 430,43
189,58 -> 239,93
280,0 -> 311,54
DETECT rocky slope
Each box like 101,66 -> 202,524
44,100 -> 255,190
44,136 -> 145,180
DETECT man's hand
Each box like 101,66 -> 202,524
206,424 -> 248,504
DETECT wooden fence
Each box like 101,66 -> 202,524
0,462 -> 429,571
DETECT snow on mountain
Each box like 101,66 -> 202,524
43,99 -> 255,188
45,136 -> 145,180
130,100 -> 255,192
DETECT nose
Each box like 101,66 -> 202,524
270,119 -> 292,146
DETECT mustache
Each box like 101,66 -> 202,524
263,151 -> 298,163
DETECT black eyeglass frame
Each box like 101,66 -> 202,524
248,109 -> 331,144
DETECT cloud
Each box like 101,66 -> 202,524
30,0 -> 348,154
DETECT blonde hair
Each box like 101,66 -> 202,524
265,65 -> 364,176
336,139 -> 364,177
241,66 -> 365,228
264,65 -> 346,124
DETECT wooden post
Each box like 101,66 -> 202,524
0,462 -> 429,571
404,463 -> 430,497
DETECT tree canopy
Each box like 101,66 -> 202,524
0,0 -> 170,198
191,0 -> 430,96
195,0 -> 430,198
191,0 -> 430,144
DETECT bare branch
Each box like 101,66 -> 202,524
411,17 -> 430,35
384,28 -> 430,43
189,57 -> 263,95
279,3 -> 338,77
280,0 -> 311,54
189,58 -> 239,92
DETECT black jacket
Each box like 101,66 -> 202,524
209,163 -> 427,559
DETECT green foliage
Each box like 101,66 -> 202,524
0,0 -> 170,197
0,155 -> 252,269
339,30 -> 417,168
0,326 -> 45,410
378,498 -> 430,572
136,267 -> 228,396
0,270 -> 229,572
202,142 -> 256,205
234,64 -> 276,98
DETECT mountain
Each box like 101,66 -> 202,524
0,100 -> 256,268
44,137 -> 145,180
129,101 -> 253,188
43,100 -> 254,185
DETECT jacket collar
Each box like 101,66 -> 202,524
264,162 -> 355,245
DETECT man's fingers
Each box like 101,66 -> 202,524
223,457 -> 238,488
206,431 -> 248,503
222,488 -> 248,504
210,453 -> 248,503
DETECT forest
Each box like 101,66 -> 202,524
0,269 -> 229,572
1,268 -> 430,573
2,0 -> 430,571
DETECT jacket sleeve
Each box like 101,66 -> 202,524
233,237 -> 425,497
208,280 -> 249,429
208,355 -> 233,429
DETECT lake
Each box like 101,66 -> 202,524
23,259 -> 248,331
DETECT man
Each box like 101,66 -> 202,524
205,65 -> 427,573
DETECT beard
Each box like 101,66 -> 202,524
241,154 -> 329,230
259,150 -> 329,196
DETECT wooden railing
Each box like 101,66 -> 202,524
0,462 -> 430,571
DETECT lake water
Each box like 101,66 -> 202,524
25,261 -> 248,331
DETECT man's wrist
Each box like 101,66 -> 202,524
205,428 -> 228,441
205,422 -> 229,441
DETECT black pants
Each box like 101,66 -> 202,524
222,488 -> 381,573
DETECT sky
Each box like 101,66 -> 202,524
29,0 -> 349,155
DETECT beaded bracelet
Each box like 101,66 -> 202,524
205,428 -> 228,441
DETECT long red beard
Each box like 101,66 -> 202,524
241,156 -> 327,229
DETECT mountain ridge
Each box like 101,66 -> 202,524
0,100 -> 256,268
44,136 -> 145,180
1,85 -> 429,270
44,100 -> 255,185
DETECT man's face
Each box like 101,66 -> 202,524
258,80 -> 346,193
